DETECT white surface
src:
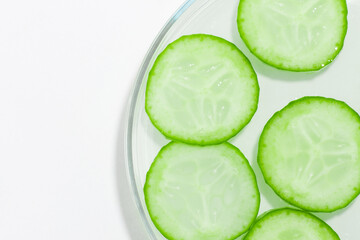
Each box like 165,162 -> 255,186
0,0 -> 184,239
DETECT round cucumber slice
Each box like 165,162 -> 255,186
237,0 -> 348,71
258,97 -> 360,212
144,142 -> 260,240
145,34 -> 259,145
244,208 -> 340,240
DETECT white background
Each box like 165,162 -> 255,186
0,0 -> 184,239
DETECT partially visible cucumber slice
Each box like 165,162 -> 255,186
237,0 -> 348,71
244,208 -> 340,240
258,97 -> 360,212
144,142 -> 260,240
145,34 -> 259,145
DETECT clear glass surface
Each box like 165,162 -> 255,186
125,0 -> 360,239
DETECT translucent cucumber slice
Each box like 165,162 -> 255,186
144,142 -> 260,240
258,97 -> 360,212
145,34 -> 259,145
244,208 -> 340,240
237,0 -> 348,71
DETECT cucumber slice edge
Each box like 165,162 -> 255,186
243,208 -> 340,240
236,0 -> 348,72
145,34 -> 260,145
257,96 -> 360,212
144,141 -> 261,240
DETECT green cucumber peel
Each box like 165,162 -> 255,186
144,142 -> 260,240
258,96 -> 360,212
237,0 -> 348,71
244,208 -> 340,240
145,34 -> 259,145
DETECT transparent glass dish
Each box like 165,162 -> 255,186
125,0 -> 360,239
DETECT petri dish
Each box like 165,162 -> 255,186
125,0 -> 360,239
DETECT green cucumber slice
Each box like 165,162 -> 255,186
237,0 -> 348,71
145,34 -> 259,145
144,142 -> 260,240
244,208 -> 340,240
258,97 -> 360,212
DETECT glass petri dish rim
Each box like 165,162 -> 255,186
123,1 -> 360,239
124,0 -> 196,239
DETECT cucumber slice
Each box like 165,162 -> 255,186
244,208 -> 340,240
144,142 -> 260,240
145,34 -> 259,145
258,97 -> 360,212
237,0 -> 348,71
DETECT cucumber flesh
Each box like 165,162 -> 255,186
145,34 -> 259,145
244,208 -> 340,240
258,97 -> 360,212
237,0 -> 348,71
144,142 -> 260,240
